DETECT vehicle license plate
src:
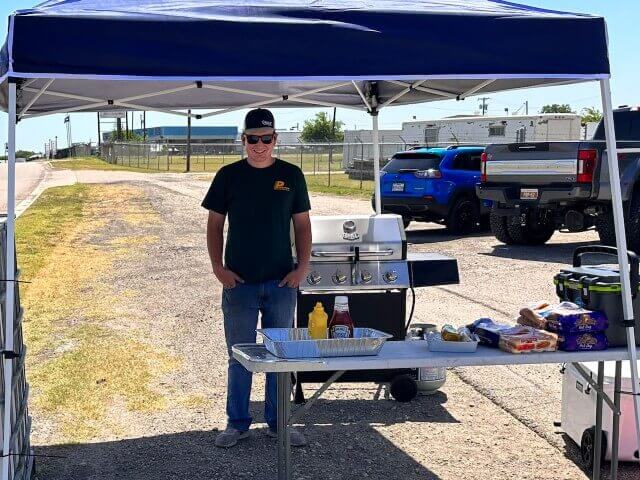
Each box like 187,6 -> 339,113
392,182 -> 405,192
520,188 -> 539,200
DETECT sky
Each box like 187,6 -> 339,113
1,1 -> 639,152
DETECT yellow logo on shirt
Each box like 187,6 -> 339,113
274,180 -> 290,191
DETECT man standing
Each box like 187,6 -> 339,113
202,108 -> 312,448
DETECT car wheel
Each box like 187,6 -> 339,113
506,213 -> 555,245
489,212 -> 516,244
447,198 -> 480,234
389,374 -> 418,403
595,211 -> 617,247
580,427 -> 607,472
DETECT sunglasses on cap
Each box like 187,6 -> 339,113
245,134 -> 275,145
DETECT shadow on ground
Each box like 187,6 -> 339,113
406,227 -> 493,245
34,395 -> 453,480
481,239 -> 603,264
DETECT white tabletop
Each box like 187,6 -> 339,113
232,341 -> 631,373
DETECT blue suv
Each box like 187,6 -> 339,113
373,146 -> 488,233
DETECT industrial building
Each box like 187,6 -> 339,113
103,125 -> 238,144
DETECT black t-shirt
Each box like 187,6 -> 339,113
201,159 -> 311,284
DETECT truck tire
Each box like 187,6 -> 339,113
506,213 -> 555,246
489,212 -> 515,244
447,197 -> 480,234
595,212 -> 617,247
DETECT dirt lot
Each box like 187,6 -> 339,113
23,173 -> 634,480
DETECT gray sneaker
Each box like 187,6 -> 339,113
267,427 -> 307,447
215,427 -> 251,448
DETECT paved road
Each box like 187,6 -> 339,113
0,161 -> 49,215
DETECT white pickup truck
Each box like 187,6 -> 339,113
476,106 -> 640,249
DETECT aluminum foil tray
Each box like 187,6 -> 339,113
426,332 -> 478,353
256,328 -> 392,359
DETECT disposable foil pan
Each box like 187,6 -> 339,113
256,328 -> 392,359
426,332 -> 478,353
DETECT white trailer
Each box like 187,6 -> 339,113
401,113 -> 582,145
342,113 -> 583,169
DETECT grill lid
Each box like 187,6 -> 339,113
310,214 -> 406,262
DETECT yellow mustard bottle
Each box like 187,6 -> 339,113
308,302 -> 328,339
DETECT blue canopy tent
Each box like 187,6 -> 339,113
0,1 -> 637,479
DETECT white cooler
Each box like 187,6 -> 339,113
561,361 -> 640,463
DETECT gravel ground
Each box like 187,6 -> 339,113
29,171 -> 636,479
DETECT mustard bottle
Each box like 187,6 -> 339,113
308,302 -> 328,339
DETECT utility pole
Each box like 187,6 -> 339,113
479,97 -> 490,116
125,111 -> 129,137
186,109 -> 192,172
142,112 -> 146,141
525,101 -> 529,115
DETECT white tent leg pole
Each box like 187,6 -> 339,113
2,81 -> 17,480
372,113 -> 382,215
600,78 -> 640,456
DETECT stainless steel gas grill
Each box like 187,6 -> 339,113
304,214 -> 409,292
295,214 -> 459,402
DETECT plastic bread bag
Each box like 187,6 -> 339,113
517,301 -> 550,329
467,318 -> 513,347
542,302 -> 608,333
498,326 -> 558,354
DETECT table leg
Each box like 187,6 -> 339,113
277,372 -> 291,480
593,361 -> 604,480
611,361 -> 622,480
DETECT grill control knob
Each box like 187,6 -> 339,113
383,270 -> 399,283
307,272 -> 322,285
332,271 -> 347,285
360,271 -> 373,283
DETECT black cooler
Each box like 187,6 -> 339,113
554,246 -> 640,347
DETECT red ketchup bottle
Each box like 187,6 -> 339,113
329,296 -> 354,339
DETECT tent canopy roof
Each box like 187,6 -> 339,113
0,0 -> 610,116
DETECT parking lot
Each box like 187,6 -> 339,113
22,170 -> 635,480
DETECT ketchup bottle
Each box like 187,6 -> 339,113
329,296 -> 354,339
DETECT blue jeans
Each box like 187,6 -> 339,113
222,280 -> 296,432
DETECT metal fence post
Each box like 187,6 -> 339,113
328,140 -> 332,187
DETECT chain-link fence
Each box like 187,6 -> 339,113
99,141 -> 414,190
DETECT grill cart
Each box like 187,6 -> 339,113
295,214 -> 458,402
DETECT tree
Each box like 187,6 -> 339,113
300,112 -> 344,142
581,107 -> 603,124
540,104 -> 574,114
15,150 -> 36,158
107,129 -> 143,142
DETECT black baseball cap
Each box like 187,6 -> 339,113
243,108 -> 275,132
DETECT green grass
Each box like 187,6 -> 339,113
17,184 -> 177,441
17,184 -> 89,281
305,173 -> 374,199
50,157 -> 160,173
